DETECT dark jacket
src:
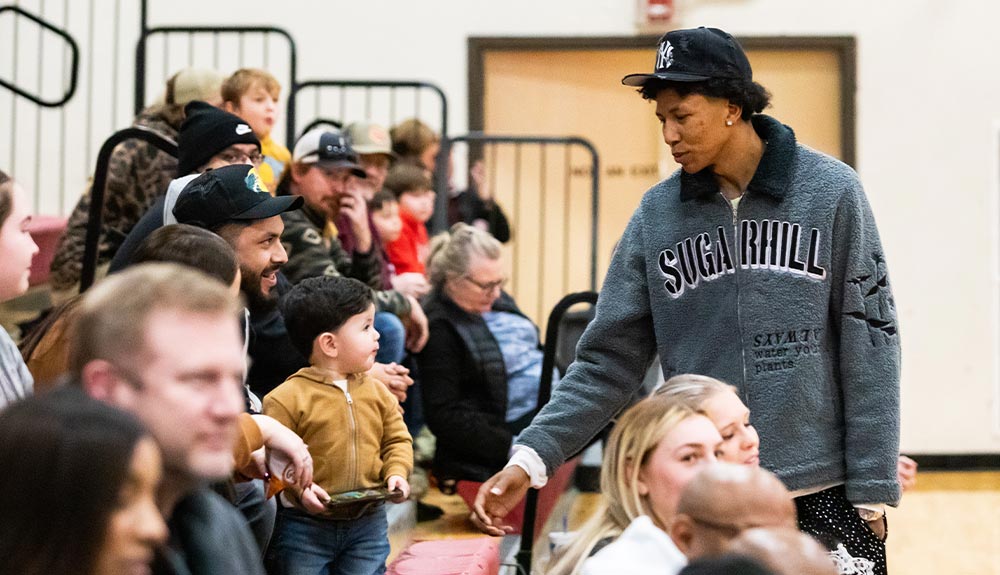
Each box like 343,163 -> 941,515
447,190 -> 511,243
152,488 -> 265,575
246,273 -> 308,398
417,288 -> 533,482
280,204 -> 411,317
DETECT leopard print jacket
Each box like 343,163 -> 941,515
49,110 -> 179,292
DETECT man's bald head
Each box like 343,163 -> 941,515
670,463 -> 797,559
728,527 -> 836,575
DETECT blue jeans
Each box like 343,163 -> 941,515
374,312 -> 406,365
267,506 -> 389,575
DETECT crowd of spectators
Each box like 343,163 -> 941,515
0,43 -> 916,575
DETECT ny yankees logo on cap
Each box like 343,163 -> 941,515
656,41 -> 674,71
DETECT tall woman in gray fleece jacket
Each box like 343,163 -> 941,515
473,27 -> 900,575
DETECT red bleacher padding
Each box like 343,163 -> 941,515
386,537 -> 500,575
27,216 -> 67,287
455,456 -> 580,537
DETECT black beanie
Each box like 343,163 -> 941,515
177,101 -> 261,176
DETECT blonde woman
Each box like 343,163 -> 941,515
655,373 -> 916,570
547,394 -> 721,575
654,374 -> 760,466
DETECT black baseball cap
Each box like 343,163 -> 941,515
173,164 -> 303,229
622,27 -> 752,87
292,128 -> 367,179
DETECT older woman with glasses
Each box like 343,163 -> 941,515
417,223 -> 555,486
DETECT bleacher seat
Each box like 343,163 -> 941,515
386,537 -> 500,575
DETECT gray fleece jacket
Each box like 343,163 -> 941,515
518,115 -> 901,506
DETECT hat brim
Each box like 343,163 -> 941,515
314,159 -> 368,179
351,146 -> 398,159
621,71 -> 713,87
231,194 -> 304,221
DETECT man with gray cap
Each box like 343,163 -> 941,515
344,120 -> 395,199
344,120 -> 431,306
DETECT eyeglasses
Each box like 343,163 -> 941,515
217,150 -> 265,167
463,275 -> 506,294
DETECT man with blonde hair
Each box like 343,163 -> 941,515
70,263 -> 264,575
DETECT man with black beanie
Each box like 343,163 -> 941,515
176,101 -> 262,176
108,100 -> 263,271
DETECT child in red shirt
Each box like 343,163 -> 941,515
383,164 -> 436,275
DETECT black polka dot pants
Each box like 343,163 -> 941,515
795,485 -> 887,575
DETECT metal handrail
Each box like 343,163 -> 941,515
80,127 -> 178,291
442,133 -> 601,291
297,117 -> 344,137
0,5 -> 80,107
290,79 -> 448,148
134,25 -> 297,116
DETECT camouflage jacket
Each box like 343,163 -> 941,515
50,110 -> 179,291
280,204 -> 411,317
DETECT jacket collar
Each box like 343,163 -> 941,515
295,365 -> 363,387
679,114 -> 796,202
300,203 -> 328,229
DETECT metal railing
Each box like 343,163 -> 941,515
0,0 -> 129,216
0,5 -> 78,107
290,79 -> 447,142
440,134 -> 600,324
291,80 -> 448,197
134,24 -> 297,144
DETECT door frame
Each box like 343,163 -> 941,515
467,35 -> 857,167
